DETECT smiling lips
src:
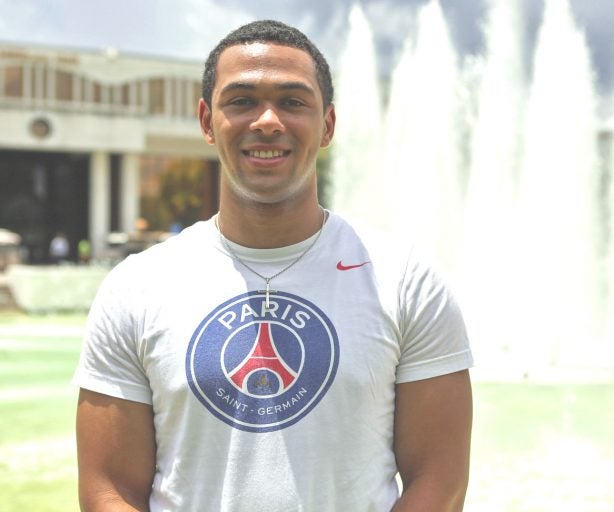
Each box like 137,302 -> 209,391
247,149 -> 288,158
248,149 -> 287,158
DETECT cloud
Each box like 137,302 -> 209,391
0,0 -> 611,92
180,0 -> 351,70
361,0 -> 419,73
0,0 -> 55,44
299,6 -> 349,68
570,0 -> 614,92
363,0 -> 418,42
183,0 -> 253,57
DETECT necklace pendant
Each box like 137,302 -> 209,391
259,280 -> 277,310
217,208 -> 326,312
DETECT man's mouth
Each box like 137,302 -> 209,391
245,149 -> 289,159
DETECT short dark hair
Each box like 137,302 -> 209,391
201,20 -> 334,110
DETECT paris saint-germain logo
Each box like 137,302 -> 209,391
186,291 -> 339,433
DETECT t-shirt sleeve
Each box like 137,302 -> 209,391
72,258 -> 153,404
396,257 -> 473,383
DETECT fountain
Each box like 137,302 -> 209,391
606,115 -> 614,365
458,0 -> 527,370
331,0 -> 613,377
330,4 -> 384,228
384,0 -> 464,273
516,0 -> 604,371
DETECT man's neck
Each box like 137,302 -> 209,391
216,195 -> 324,249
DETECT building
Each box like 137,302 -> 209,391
0,42 -> 219,263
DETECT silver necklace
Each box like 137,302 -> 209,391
216,207 -> 326,310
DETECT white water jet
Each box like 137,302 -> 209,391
609,132 -> 614,353
331,4 -> 384,228
458,0 -> 527,370
517,0 -> 603,370
331,1 -> 613,376
385,0 -> 464,272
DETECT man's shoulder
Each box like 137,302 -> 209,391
107,221 -> 214,281
129,221 -> 212,262
328,211 -> 418,272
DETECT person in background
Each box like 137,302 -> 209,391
49,231 -> 69,263
77,239 -> 91,264
74,19 -> 473,511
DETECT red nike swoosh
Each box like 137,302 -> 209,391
336,260 -> 370,271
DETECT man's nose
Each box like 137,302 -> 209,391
250,105 -> 285,135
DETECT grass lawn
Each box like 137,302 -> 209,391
468,382 -> 614,510
1,311 -> 613,511
0,312 -> 83,512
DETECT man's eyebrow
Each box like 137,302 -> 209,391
219,81 -> 316,96
219,82 -> 256,95
277,82 -> 316,95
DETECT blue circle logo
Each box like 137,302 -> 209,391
186,292 -> 339,433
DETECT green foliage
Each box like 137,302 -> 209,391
317,147 -> 333,208
158,159 -> 208,227
140,158 -> 210,231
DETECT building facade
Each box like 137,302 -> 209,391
0,43 -> 219,263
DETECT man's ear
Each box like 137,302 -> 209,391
320,103 -> 336,148
198,98 -> 215,144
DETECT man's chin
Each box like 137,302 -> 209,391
234,185 -> 307,207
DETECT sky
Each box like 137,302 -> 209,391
0,0 -> 613,97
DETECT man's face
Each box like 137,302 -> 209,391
199,42 -> 335,205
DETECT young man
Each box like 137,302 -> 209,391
75,20 -> 473,511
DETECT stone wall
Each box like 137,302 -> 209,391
6,264 -> 108,312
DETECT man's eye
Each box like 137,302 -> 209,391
283,98 -> 305,107
230,97 -> 254,106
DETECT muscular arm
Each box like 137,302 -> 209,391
76,389 -> 156,511
392,370 -> 472,512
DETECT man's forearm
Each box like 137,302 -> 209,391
391,475 -> 468,512
79,485 -> 151,512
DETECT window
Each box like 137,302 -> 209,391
56,70 -> 73,101
148,78 -> 165,114
93,82 -> 102,103
122,83 -> 131,105
4,66 -> 23,97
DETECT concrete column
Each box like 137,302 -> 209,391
185,80 -> 194,119
141,80 -> 149,114
164,77 -> 172,117
47,64 -> 56,101
120,153 -> 140,233
129,82 -> 137,109
22,62 -> 32,103
101,84 -> 110,106
73,73 -> 82,104
175,77 -> 183,118
34,63 -> 44,102
89,152 -> 111,261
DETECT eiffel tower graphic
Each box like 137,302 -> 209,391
229,323 -> 298,393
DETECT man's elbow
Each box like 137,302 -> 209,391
79,483 -> 151,512
395,470 -> 470,511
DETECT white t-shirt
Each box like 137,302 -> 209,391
74,212 -> 472,511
